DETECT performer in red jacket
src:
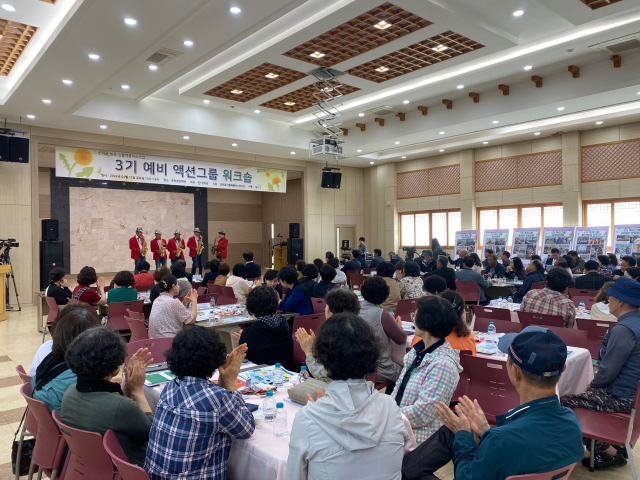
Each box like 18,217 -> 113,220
129,227 -> 146,274
167,230 -> 185,264
187,228 -> 205,277
149,230 -> 168,270
215,230 -> 228,264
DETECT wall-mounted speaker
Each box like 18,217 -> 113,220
9,136 -> 29,163
42,219 -> 59,241
321,170 -> 342,189
0,135 -> 9,162
289,223 -> 300,239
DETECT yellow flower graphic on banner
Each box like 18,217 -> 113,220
59,148 -> 94,178
74,149 -> 93,166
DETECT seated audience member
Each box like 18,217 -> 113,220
568,250 -> 585,273
342,250 -> 363,273
277,266 -> 313,315
506,257 -> 526,281
31,304 -> 101,412
530,254 -> 542,261
107,270 -> 138,304
328,257 -> 347,285
134,261 -> 154,288
484,253 -> 506,279
325,251 -> 334,263
545,248 -> 561,266
286,313 -> 410,480
170,264 -> 191,297
501,251 -> 511,268
392,296 -> 461,444
148,275 -> 197,338
399,261 -> 425,300
226,263 -> 259,304
298,264 -> 319,297
590,281 -> 617,322
202,260 -> 221,285
625,267 -> 640,281
423,275 -> 447,296
360,276 -> 407,383
455,257 -> 491,304
370,249 -> 385,268
232,286 -> 296,371
46,267 -> 72,305
613,255 -> 636,280
214,263 -> 230,286
448,249 -> 467,269
561,278 -> 640,470
521,268 -> 576,328
394,261 -> 405,280
513,259 -> 545,304
243,251 -> 261,279
440,291 -> 476,355
598,254 -> 613,276
608,253 -> 619,271
176,259 -> 193,283
62,327 -> 154,466
388,251 -> 403,266
296,260 -> 306,280
263,269 -> 283,298
377,261 -> 401,312
403,326 -> 583,480
418,250 -> 437,274
295,289 -> 361,379
356,249 -> 368,271
312,265 -> 336,298
145,329 -> 254,479
562,254 -> 574,274
149,266 -> 171,303
554,257 -> 572,276
469,253 -> 483,273
313,258 -> 324,270
424,256 -> 456,290
482,249 -> 493,270
73,266 -> 107,305
574,260 -> 609,291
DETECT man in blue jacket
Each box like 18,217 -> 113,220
455,257 -> 492,303
402,326 -> 584,480
513,259 -> 545,303
561,277 -> 640,471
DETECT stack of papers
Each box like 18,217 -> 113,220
145,370 -> 176,386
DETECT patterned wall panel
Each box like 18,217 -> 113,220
517,151 -> 563,187
582,140 -> 640,182
475,158 -> 517,191
428,165 -> 460,196
398,170 -> 429,199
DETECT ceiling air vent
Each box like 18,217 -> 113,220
589,33 -> 640,56
146,48 -> 183,67
361,105 -> 402,118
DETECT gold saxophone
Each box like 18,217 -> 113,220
196,236 -> 204,255
160,241 -> 167,259
176,240 -> 183,258
141,239 -> 148,257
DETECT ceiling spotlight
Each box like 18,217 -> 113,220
358,113 -> 365,117
439,131 -> 445,135
149,64 -> 158,70
100,125 -> 107,129
524,65 -> 532,70
290,152 -> 296,155
230,6 -> 241,13
557,106 -> 565,111
401,156 -> 406,159
203,99 -> 210,104
183,40 -> 194,47
232,143 -> 238,147
124,18 -> 137,25
88,53 -> 100,60
370,161 -> 375,164
375,66 -> 389,73
265,73 -> 279,79
534,132 -> 541,136
27,115 -> 35,120
596,121 -> 603,125
439,149 -> 445,152
403,100 -> 409,104
310,51 -> 325,58
254,110 -> 260,113
432,45 -> 448,52
42,99 -> 51,104
230,89 -> 243,94
374,20 -> 391,30
513,10 -> 524,16
483,141 -> 489,144
183,136 -> 190,140
492,120 -> 499,124
457,85 -> 464,89
395,141 -> 400,144
284,101 -> 295,106
1,4 -> 15,11
121,84 -> 130,90
62,79 -> 72,85
357,149 -> 362,153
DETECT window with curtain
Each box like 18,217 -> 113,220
399,210 -> 461,248
585,200 -> 640,235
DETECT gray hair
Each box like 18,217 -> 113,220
488,253 -> 498,261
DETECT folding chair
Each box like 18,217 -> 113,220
568,288 -> 599,300
125,337 -> 174,365
107,300 -> 144,331
541,325 -> 588,350
504,464 -> 576,479
450,350 -> 473,402
311,297 -> 326,315
197,286 -> 207,296
530,281 -> 545,290
103,430 -> 150,480
349,273 -> 364,289
455,281 -> 481,304
474,318 -> 523,335
574,380 -> 640,479
471,305 -> 512,322
197,294 -> 216,305
208,283 -> 222,295
292,314 -> 326,365
363,269 -> 374,275
15,367 -> 37,480
43,297 -> 59,343
576,318 -> 613,359
135,285 -> 152,293
517,311 -> 565,328
396,299 -> 419,318
216,294 -> 237,306
125,317 -> 149,342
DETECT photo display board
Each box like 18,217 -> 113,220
512,228 -> 542,262
573,227 -> 609,260
612,224 -> 640,260
541,227 -> 575,261
483,229 -> 511,256
454,230 -> 478,259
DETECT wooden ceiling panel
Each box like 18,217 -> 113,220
578,0 -> 623,10
0,18 -> 38,76
259,81 -> 360,113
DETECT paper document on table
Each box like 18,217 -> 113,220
238,366 -> 295,386
145,370 -> 176,386
402,321 -> 415,331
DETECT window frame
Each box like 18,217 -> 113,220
583,198 -> 640,235
399,209 -> 461,249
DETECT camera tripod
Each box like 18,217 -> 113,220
3,250 -> 21,312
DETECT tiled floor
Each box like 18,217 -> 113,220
0,306 -> 638,479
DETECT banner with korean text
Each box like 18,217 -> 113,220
454,230 -> 478,259
612,224 -> 640,260
541,227 -> 575,261
573,227 -> 609,261
512,228 -> 541,262
55,147 -> 287,193
483,229 -> 510,257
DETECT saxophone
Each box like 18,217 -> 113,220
176,240 -> 183,258
141,239 -> 148,257
196,236 -> 204,255
160,241 -> 167,258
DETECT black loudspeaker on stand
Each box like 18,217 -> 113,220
287,238 -> 303,265
42,219 -> 59,241
40,241 -> 64,290
289,223 -> 300,239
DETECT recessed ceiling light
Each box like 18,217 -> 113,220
232,143 -> 238,147
375,66 -> 389,73
230,89 -> 243,94
124,18 -> 137,25
230,7 -> 241,14
254,110 -> 260,113
203,99 -> 210,104
403,100 -> 409,104
358,113 -> 365,117
401,156 -> 406,159
370,161 -> 375,164
513,10 -> 524,16
492,120 -> 499,124
557,107 -> 565,111
483,141 -> 489,144
439,149 -> 445,152
265,73 -> 279,79
457,85 -> 464,89
534,132 -> 541,136
395,141 -> 400,144
596,121 -> 603,125
439,131 -> 445,135
432,45 -> 448,52
524,65 -> 532,71
26,115 -> 35,120
357,149 -> 362,153
183,136 -> 190,140
1,4 -> 15,11
100,125 -> 107,130
310,51 -> 325,58
121,84 -> 130,90
183,40 -> 194,47
88,54 -> 100,60
374,20 -> 391,30
290,152 -> 296,155
149,64 -> 158,70
284,101 -> 295,106
62,79 -> 72,85
42,99 -> 51,104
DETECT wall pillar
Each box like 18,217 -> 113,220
459,149 -> 476,229
561,132 -> 582,226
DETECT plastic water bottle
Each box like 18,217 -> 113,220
507,296 -> 513,309
273,403 -> 288,437
577,301 -> 585,318
273,363 -> 284,387
497,297 -> 503,308
299,366 -> 308,383
209,296 -> 216,307
263,391 -> 276,423
487,322 -> 496,345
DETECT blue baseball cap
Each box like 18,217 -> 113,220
605,277 -> 640,307
498,326 -> 567,377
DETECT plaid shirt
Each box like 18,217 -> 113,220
144,376 -> 255,480
520,287 -> 576,328
574,271 -> 609,291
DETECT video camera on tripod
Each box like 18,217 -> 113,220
1,238 -> 20,312
402,246 -> 418,261
1,239 -> 19,250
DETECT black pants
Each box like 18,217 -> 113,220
402,426 -> 456,480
